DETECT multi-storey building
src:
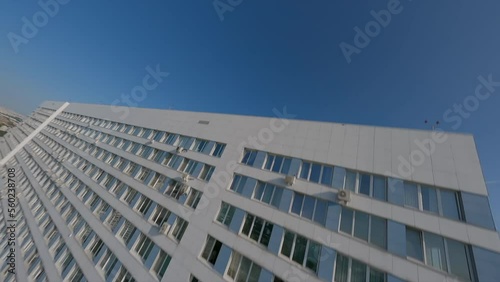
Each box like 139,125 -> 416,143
0,100 -> 499,282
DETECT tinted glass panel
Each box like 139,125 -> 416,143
373,176 -> 387,201
441,190 -> 460,220
302,196 -> 315,220
332,167 -> 346,189
406,228 -> 423,261
351,259 -> 367,282
354,212 -> 369,241
281,231 -> 294,257
310,164 -> 321,183
421,186 -> 438,214
345,171 -> 356,191
359,174 -> 371,196
321,166 -> 333,186
313,200 -> 327,226
292,235 -> 307,264
340,208 -> 354,234
271,187 -> 283,208
424,232 -> 447,272
370,216 -> 387,249
404,183 -> 419,208
300,162 -> 310,179
306,241 -> 321,272
447,239 -> 473,281
272,156 -> 283,173
334,254 -> 349,282
281,158 -> 291,174
291,193 -> 304,215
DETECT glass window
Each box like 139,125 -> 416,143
216,202 -> 235,226
264,155 -> 275,170
281,158 -> 291,174
359,174 -> 371,196
313,200 -> 327,226
270,187 -> 283,208
421,186 -> 438,214
291,235 -> 307,264
334,254 -> 349,282
351,259 -> 367,282
404,182 -> 419,208
345,170 -> 356,192
440,190 -> 461,220
306,241 -> 321,272
321,166 -> 333,186
406,228 -> 423,261
424,232 -> 447,272
201,236 -> 222,265
301,196 -> 315,220
242,150 -> 257,166
280,231 -> 294,257
272,156 -> 283,173
339,208 -> 354,234
370,216 -> 386,249
231,175 -> 246,194
369,268 -> 386,282
372,176 -> 387,201
291,193 -> 304,215
300,162 -> 310,180
332,167 -> 346,189
353,211 -> 369,241
310,164 -> 321,183
446,239 -> 474,281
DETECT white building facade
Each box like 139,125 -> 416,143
0,100 -> 499,282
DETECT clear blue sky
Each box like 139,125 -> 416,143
1,0 -> 499,228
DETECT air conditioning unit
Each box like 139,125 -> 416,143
159,222 -> 171,235
176,146 -> 187,153
146,140 -> 155,145
337,189 -> 351,204
285,175 -> 296,186
181,173 -> 191,183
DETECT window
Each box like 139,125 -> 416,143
171,218 -> 188,241
186,189 -> 202,209
241,213 -> 274,247
359,174 -> 371,196
216,202 -> 236,226
404,182 -> 419,208
230,175 -> 247,194
290,192 -> 327,225
241,149 -> 257,166
201,236 -> 223,265
340,208 -> 386,249
253,182 -> 283,208
211,143 -> 225,157
89,238 -> 104,258
199,165 -> 214,181
440,190 -> 461,220
264,154 -> 292,174
334,253 -> 386,282
372,176 -> 387,201
123,188 -> 137,204
149,173 -> 166,190
136,196 -> 153,215
151,206 -> 170,226
280,230 -> 321,273
193,139 -> 208,152
406,227 -> 424,261
134,234 -> 154,261
421,185 -> 438,214
227,252 -> 262,282
153,250 -> 171,279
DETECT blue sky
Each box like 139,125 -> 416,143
1,0 -> 499,227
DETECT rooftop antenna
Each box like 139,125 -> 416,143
424,120 -> 440,130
